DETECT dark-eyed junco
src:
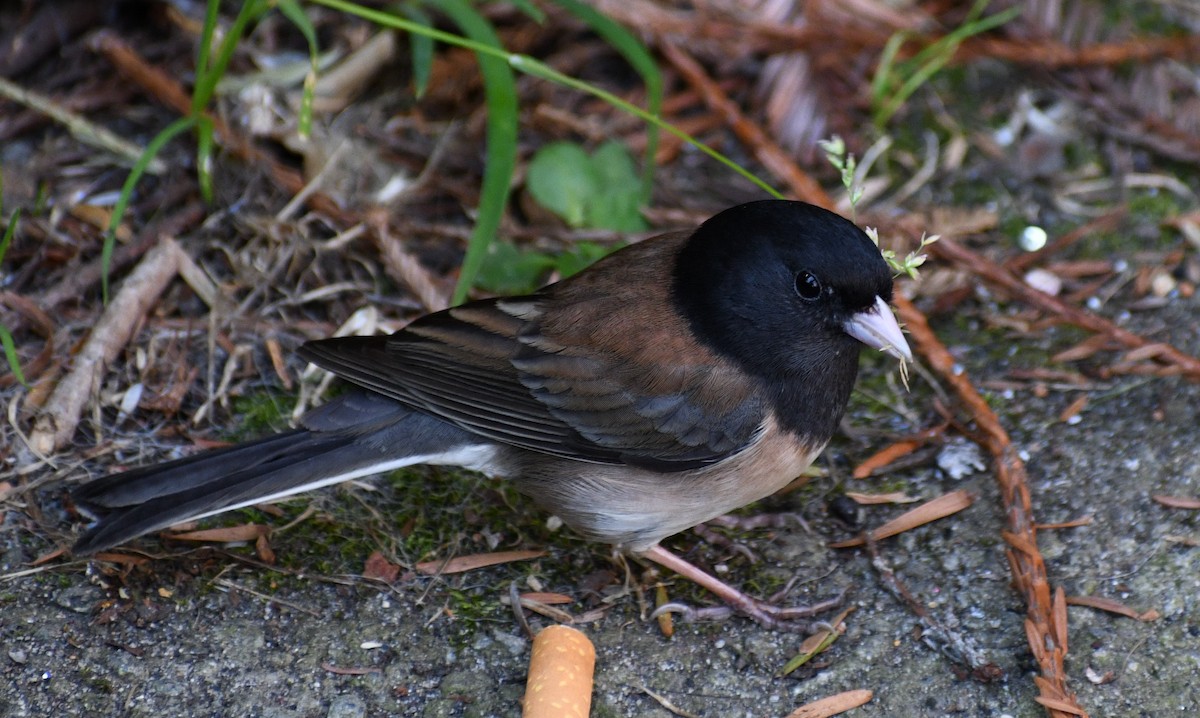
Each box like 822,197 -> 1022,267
72,200 -> 910,630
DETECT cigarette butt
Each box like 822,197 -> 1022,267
522,625 -> 595,718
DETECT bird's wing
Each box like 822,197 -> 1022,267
297,237 -> 767,471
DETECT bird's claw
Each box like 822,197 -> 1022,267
650,593 -> 843,633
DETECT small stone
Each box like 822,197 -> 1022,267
54,586 -> 100,614
1150,270 -> 1176,297
937,439 -> 986,479
1019,225 -> 1047,251
326,693 -> 367,718
491,630 -> 527,656
1024,268 -> 1062,296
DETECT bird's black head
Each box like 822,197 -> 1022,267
672,200 -> 896,440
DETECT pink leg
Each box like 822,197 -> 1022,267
640,544 -> 842,632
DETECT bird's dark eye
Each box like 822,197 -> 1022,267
794,271 -> 822,300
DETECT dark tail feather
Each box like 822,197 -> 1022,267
70,392 -> 491,555
71,429 -> 368,554
73,430 -> 313,510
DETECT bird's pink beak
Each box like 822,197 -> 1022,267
843,296 -> 912,362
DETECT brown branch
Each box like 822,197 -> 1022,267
930,238 -> 1200,379
894,294 -> 1087,718
659,41 -> 834,208
29,238 -> 186,455
963,33 -> 1200,68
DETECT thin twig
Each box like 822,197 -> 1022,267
212,578 -> 322,617
0,75 -> 164,172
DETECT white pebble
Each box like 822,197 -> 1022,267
1019,226 -> 1048,251
1023,268 -> 1062,296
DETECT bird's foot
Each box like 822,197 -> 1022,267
640,544 -> 842,633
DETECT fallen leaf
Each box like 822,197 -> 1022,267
519,592 -> 573,605
853,439 -> 922,479
783,689 -> 873,717
655,583 -> 674,638
165,524 -> 269,543
255,533 -> 276,564
1153,495 -> 1200,509
1066,595 -> 1160,621
415,549 -> 546,575
30,547 -> 68,566
845,491 -> 920,505
92,552 -> 149,566
780,607 -> 853,676
363,551 -> 401,583
1058,394 -> 1088,423
1035,516 -> 1093,530
830,491 -> 974,548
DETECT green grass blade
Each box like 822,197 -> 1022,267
433,0 -> 519,305
193,0 -> 269,114
196,0 -> 221,81
1,209 -> 26,386
0,325 -> 26,387
104,116 -> 196,302
277,0 -> 319,138
550,0 -> 662,203
195,115 -> 216,203
507,0 -> 546,23
870,31 -> 908,108
873,0 -> 1020,127
398,2 -> 435,98
0,208 -> 16,263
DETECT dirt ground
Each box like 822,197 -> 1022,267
3,305 -> 1198,717
3,2 -> 1200,717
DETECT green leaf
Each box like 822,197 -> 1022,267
527,142 -> 596,228
590,140 -> 638,186
588,189 -> 645,232
554,241 -> 620,279
195,115 -> 215,204
473,240 -> 555,294
551,0 -> 661,203
871,0 -> 1020,127
588,141 -> 647,231
193,0 -> 269,114
527,141 -> 646,231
